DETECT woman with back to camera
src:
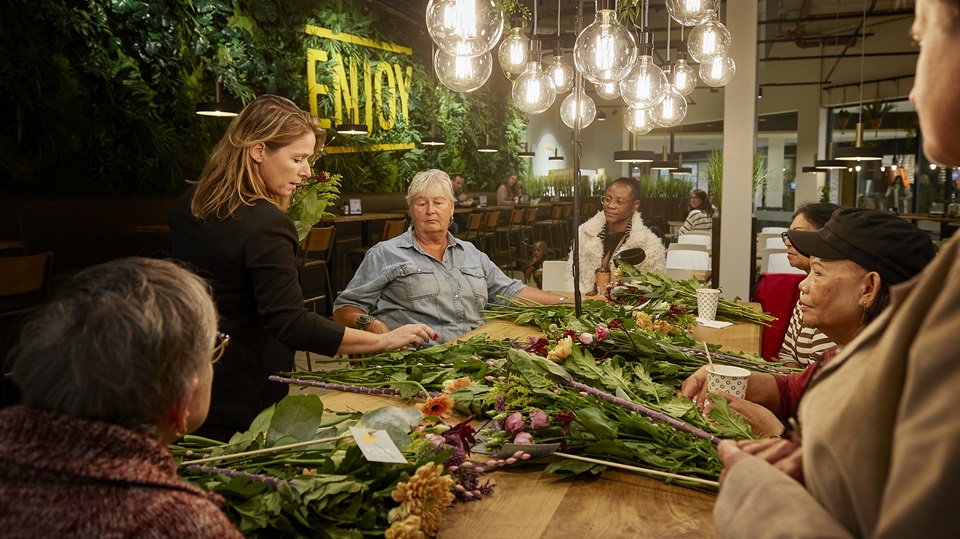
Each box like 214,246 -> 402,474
713,9 -> 960,530
170,95 -> 434,441
333,170 -> 567,343
677,189 -> 714,236
0,258 -> 241,538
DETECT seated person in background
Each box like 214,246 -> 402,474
523,240 -> 549,288
778,202 -> 839,367
677,189 -> 714,236
681,208 -> 935,437
451,173 -> 474,206
496,172 -> 523,205
333,170 -> 568,343
565,177 -> 666,293
0,258 -> 242,537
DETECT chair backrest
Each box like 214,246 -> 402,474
677,234 -> 712,250
509,208 -> 524,227
662,267 -> 694,281
764,236 -> 786,250
382,219 -> 407,241
580,202 -> 596,217
551,205 -> 565,220
524,206 -> 539,225
0,251 -> 54,298
665,249 -> 710,271
756,232 -> 784,253
299,226 -> 336,267
762,226 -> 789,234
464,212 -> 482,232
484,210 -> 499,229
764,251 -> 806,274
540,260 -> 569,292
668,243 -> 708,253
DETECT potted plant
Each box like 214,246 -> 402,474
704,149 -> 768,211
835,109 -> 852,134
860,101 -> 895,131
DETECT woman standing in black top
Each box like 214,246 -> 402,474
170,95 -> 434,440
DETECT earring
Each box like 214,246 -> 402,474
860,303 -> 868,326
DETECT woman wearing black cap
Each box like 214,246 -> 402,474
682,208 -> 935,436
713,2 -> 960,534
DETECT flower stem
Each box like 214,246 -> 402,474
268,375 -> 437,398
674,346 -> 793,374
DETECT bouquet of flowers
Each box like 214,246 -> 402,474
287,169 -> 342,242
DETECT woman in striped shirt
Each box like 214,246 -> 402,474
677,189 -> 714,236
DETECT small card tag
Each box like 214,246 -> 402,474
496,442 -> 560,460
349,198 -> 362,215
349,427 -> 408,463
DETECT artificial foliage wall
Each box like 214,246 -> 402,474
0,0 -> 525,196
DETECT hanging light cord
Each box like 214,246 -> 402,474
556,0 -> 561,38
857,0 -> 867,126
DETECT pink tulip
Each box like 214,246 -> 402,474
529,410 -> 549,430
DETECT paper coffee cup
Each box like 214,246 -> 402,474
696,288 -> 721,321
705,365 -> 751,400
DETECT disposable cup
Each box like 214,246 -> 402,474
696,288 -> 721,321
705,365 -> 751,399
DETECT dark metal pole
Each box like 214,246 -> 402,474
571,0 -> 584,317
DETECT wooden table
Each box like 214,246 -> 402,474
309,313 -> 749,538
0,240 -> 24,251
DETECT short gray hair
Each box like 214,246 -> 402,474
11,257 -> 218,437
406,169 -> 456,206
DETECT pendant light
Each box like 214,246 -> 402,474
549,147 -> 564,161
687,17 -> 731,63
196,80 -> 240,117
512,39 -> 556,114
667,0 -> 719,27
650,145 -> 679,171
426,0 -> 504,58
336,108 -> 368,136
561,87 -> 597,129
573,0 -> 637,85
546,2 -> 574,94
498,14 -> 530,76
595,82 -> 621,100
434,47 -> 493,93
478,133 -> 498,153
834,0 -> 883,162
621,31 -> 667,109
614,134 -> 655,163
421,124 -> 446,146
672,50 -> 698,96
699,55 -> 736,87
519,142 -> 535,158
650,23 -> 687,127
624,105 -> 654,135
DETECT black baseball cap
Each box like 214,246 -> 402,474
787,207 -> 936,285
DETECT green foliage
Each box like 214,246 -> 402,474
0,0 -> 525,196
860,101 -> 894,119
704,149 -> 768,209
636,174 -> 694,198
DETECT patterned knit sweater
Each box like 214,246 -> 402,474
0,406 -> 242,539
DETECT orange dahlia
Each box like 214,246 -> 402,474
415,395 -> 455,419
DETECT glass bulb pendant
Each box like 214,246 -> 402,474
498,26 -> 530,76
651,87 -> 687,127
673,57 -> 698,95
434,49 -> 493,93
426,0 -> 504,57
620,55 -> 667,109
548,54 -> 575,94
560,88 -> 597,129
595,82 -> 620,100
573,7 -> 637,84
512,61 -> 557,114
624,106 -> 654,135
699,55 -> 736,87
687,20 -> 732,63
666,0 -> 719,27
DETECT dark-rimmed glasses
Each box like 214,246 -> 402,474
212,331 -> 230,364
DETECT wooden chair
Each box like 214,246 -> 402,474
533,205 -> 565,250
477,210 -> 500,259
495,209 -> 525,264
297,226 -> 336,370
455,212 -> 483,243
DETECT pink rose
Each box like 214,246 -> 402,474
595,325 -> 610,341
529,410 -> 549,430
513,432 -> 533,444
504,412 -> 524,436
579,332 -> 594,345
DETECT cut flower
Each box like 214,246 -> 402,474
389,462 -> 455,537
416,395 -> 455,419
442,377 -> 473,393
547,336 -> 574,362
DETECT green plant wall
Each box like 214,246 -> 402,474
0,0 -> 525,196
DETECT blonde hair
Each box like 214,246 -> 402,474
191,94 -> 326,220
406,169 -> 456,206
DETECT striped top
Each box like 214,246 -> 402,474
778,302 -> 836,367
678,209 -> 713,235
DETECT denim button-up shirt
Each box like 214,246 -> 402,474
333,228 -> 526,342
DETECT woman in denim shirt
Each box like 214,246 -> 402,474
333,170 -> 566,342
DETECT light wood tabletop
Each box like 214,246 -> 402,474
305,312 -> 766,538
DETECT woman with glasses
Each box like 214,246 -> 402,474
0,258 -> 242,537
170,95 -> 434,441
677,189 -> 714,237
334,170 -> 564,343
565,177 -> 666,293
777,202 -> 839,367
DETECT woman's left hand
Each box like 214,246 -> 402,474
380,323 -> 437,350
702,391 -> 785,438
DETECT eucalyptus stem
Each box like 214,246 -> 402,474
269,375 -> 438,398
555,376 -> 720,445
675,346 -> 793,374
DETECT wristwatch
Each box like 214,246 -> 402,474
355,314 -> 377,331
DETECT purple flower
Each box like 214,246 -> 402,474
513,432 -> 533,444
504,412 -> 524,435
595,325 -> 610,341
579,332 -> 594,345
529,410 -> 549,430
